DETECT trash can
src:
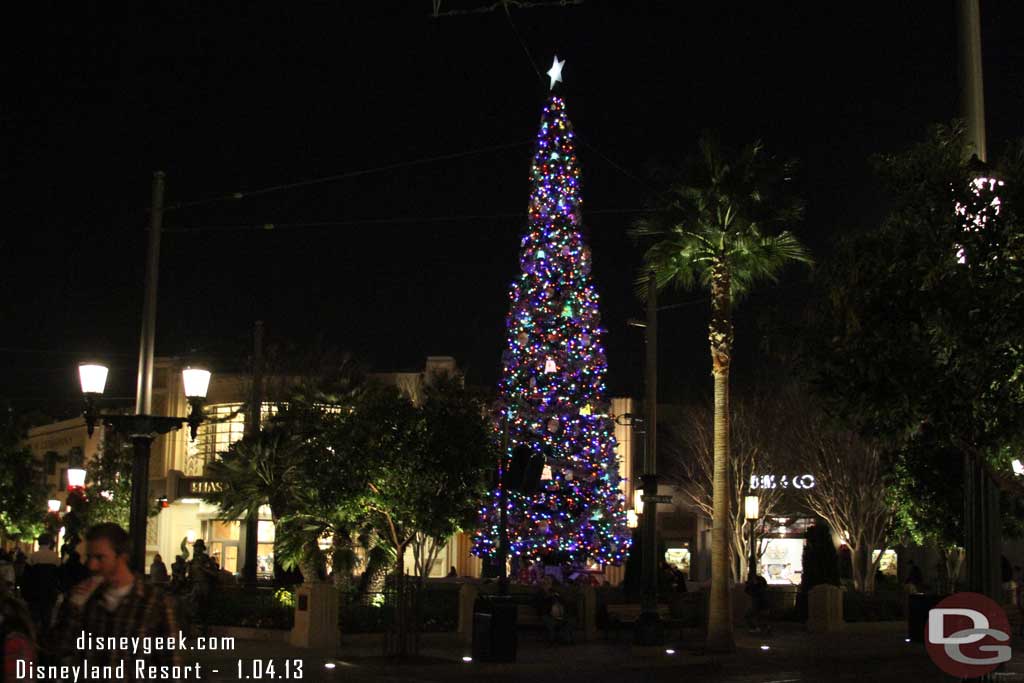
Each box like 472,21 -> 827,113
471,595 -> 518,662
907,593 -> 947,643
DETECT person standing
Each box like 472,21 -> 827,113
185,540 -> 217,636
50,523 -> 180,680
904,559 -> 924,594
0,551 -> 15,590
59,550 -> 90,595
26,536 -> 59,568
149,554 -> 169,584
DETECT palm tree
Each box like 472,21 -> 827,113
631,134 -> 811,653
202,430 -> 319,578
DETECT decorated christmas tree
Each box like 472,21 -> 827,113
472,58 -> 632,569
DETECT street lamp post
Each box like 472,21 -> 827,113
626,270 -> 663,645
79,362 -> 211,572
745,495 -> 759,583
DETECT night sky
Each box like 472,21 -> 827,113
4,2 -> 1024,418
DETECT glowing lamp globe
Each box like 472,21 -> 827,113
47,499 -> 61,513
67,468 -> 86,489
182,367 -> 211,400
78,363 -> 109,396
745,495 -> 759,521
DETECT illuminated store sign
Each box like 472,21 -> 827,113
749,474 -> 815,490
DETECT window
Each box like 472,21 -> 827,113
760,538 -> 805,585
664,546 -> 691,576
208,542 -> 238,573
186,403 -> 280,475
257,520 -> 275,575
212,521 -> 240,541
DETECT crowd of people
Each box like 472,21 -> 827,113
0,524 -> 235,680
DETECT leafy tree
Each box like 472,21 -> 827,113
0,438 -> 47,544
83,436 -> 135,529
807,123 -> 1024,566
631,134 -> 811,652
319,377 -> 495,582
408,374 -> 495,581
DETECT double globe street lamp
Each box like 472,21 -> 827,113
78,362 -> 212,572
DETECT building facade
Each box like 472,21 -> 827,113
25,357 -> 643,584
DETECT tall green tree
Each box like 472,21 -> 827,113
632,134 -> 811,652
318,377 -> 495,582
808,124 -> 1024,571
408,374 -> 496,581
0,441 -> 47,544
83,436 -> 135,530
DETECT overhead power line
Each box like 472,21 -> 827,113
164,207 -> 660,234
164,140 -> 533,212
431,0 -> 584,18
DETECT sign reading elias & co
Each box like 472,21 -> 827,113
176,477 -> 224,498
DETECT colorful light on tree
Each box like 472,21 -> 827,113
472,90 -> 631,568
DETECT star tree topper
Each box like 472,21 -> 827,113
546,55 -> 565,90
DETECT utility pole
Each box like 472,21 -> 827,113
136,171 -> 164,416
957,0 -> 1001,602
636,269 -> 663,645
958,0 -> 986,163
242,321 -> 264,587
127,171 -> 165,572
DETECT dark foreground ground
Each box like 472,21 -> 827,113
180,621 -> 1024,683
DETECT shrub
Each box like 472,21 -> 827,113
206,587 -> 294,629
843,591 -> 903,622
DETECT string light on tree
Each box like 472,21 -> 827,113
954,172 -> 1005,264
473,58 -> 631,568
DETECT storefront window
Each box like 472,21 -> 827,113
212,521 -> 240,541
257,519 -> 275,575
759,538 -> 804,585
206,520 -> 240,574
664,545 -> 691,576
873,549 -> 898,576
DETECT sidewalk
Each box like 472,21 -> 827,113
186,621 -> 1004,682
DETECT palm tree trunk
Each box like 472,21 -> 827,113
707,266 -> 735,653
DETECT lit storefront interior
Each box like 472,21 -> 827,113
754,517 -> 815,585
